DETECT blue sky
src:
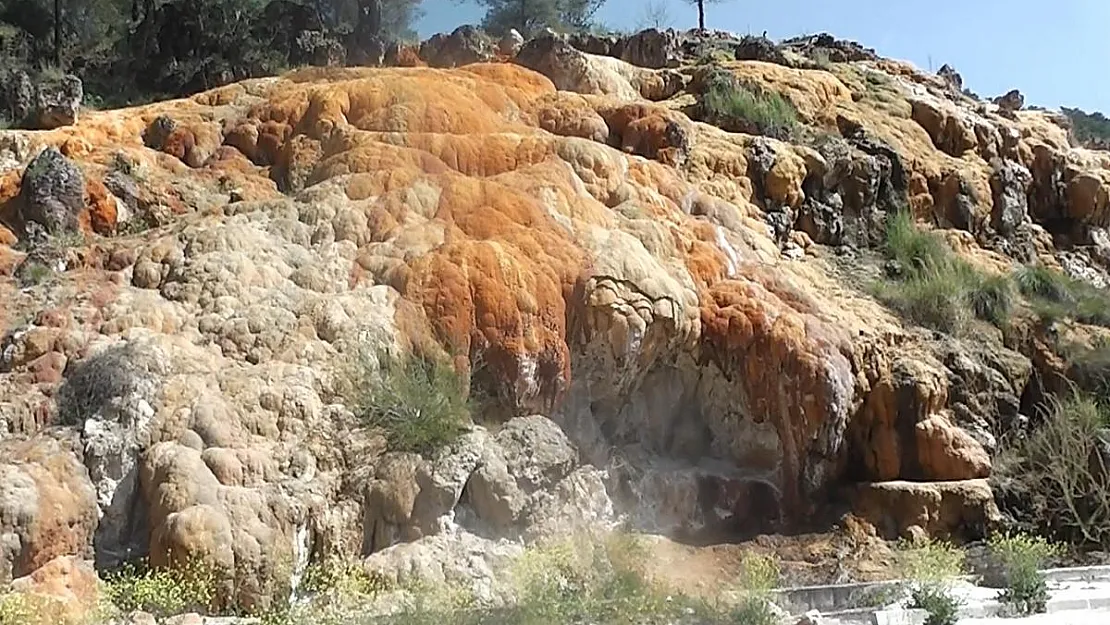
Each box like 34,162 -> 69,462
418,0 -> 1109,113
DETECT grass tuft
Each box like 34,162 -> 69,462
346,350 -> 472,456
1014,264 -> 1110,327
700,67 -> 799,140
872,211 -> 1013,333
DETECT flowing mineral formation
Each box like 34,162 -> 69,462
0,24 -> 1107,618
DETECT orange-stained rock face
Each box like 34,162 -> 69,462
0,436 -> 97,582
1,32 -> 1108,608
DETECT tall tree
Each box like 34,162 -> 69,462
684,0 -> 728,31
469,0 -> 606,37
316,0 -> 422,39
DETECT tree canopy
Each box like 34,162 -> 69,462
468,0 -> 606,37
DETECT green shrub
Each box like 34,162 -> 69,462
965,270 -> 1015,327
895,537 -> 966,625
909,585 -> 963,625
103,557 -> 218,619
1014,264 -> 1110,327
700,68 -> 799,139
988,531 -> 1061,616
1066,337 -> 1110,400
1061,107 -> 1110,149
350,351 -> 472,455
872,211 -> 1013,333
884,210 -> 952,277
1007,394 -> 1110,549
895,536 -> 967,583
258,556 -> 394,625
16,260 -> 54,287
500,532 -> 759,625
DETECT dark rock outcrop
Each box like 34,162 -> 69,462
18,147 -> 86,235
419,25 -> 495,68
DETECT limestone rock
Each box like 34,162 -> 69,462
2,30 -> 1105,614
0,71 -> 81,130
18,147 -> 86,235
936,63 -> 964,91
515,34 -> 681,101
618,28 -> 684,69
1,69 -> 34,127
364,430 -> 488,552
910,98 -> 977,157
8,556 -> 99,625
782,32 -> 879,63
497,29 -> 524,57
0,436 -> 98,582
362,530 -> 524,607
463,415 -> 579,533
989,158 -> 1033,236
852,479 -> 1000,541
60,339 -> 169,568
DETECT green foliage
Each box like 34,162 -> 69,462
909,585 -> 963,625
229,532 -> 787,625
1,0 -> 425,106
1014,264 -> 1110,327
728,554 -> 781,625
988,531 -> 1061,617
872,211 -> 1013,333
350,351 -> 472,455
1061,107 -> 1110,149
16,260 -> 54,287
0,593 -> 34,625
258,556 -> 394,625
1000,393 -> 1110,549
499,533 -> 770,625
468,0 -> 606,36
895,536 -> 967,583
1066,336 -> 1110,399
895,537 -> 966,625
103,557 -> 218,619
700,67 -> 799,140
299,556 -> 391,599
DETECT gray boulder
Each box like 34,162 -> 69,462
18,147 -> 86,235
0,70 -> 82,130
34,75 -> 82,129
463,415 -> 579,533
419,25 -> 495,68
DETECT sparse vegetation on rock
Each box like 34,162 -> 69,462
346,351 -> 473,455
3,9 -> 1110,625
872,210 -> 1013,333
1014,264 -> 1110,327
700,66 -> 799,139
1061,107 -> 1110,150
101,557 -> 218,620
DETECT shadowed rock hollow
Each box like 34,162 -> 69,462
0,26 -> 1108,616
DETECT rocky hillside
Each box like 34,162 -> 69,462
1,24 -> 1109,623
